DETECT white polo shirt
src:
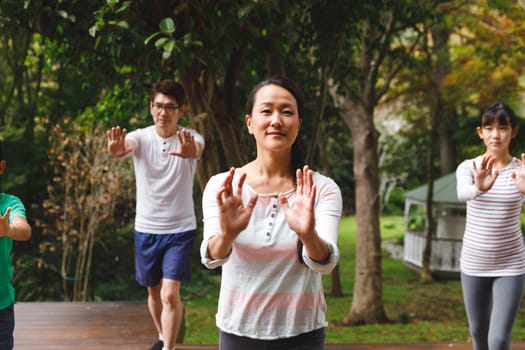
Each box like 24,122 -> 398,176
127,125 -> 204,234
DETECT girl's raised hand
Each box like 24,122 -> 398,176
473,154 -> 498,192
512,153 -> 525,194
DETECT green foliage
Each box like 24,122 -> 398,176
94,281 -> 145,301
143,16 -> 203,62
91,224 -> 141,301
12,254 -> 63,301
407,205 -> 426,231
77,79 -> 150,126
324,114 -> 354,214
383,188 -> 405,215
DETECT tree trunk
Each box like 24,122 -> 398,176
420,106 -> 436,283
330,264 -> 343,297
179,63 -> 247,189
421,23 -> 456,282
431,25 -> 457,176
337,98 -> 387,324
178,70 -> 229,189
439,107 -> 458,175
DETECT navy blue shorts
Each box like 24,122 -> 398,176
134,230 -> 195,287
0,304 -> 14,350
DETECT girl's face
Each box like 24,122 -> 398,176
476,118 -> 518,154
246,84 -> 301,153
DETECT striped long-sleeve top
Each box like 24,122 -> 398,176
456,156 -> 525,277
200,170 -> 342,340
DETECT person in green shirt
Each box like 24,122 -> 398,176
0,141 -> 31,350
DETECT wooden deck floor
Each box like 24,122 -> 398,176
12,302 -> 525,350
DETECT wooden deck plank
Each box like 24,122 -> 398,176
12,302 -> 525,349
14,302 -> 157,350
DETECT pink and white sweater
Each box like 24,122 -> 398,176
200,170 -> 342,340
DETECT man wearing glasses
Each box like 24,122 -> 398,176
107,80 -> 204,350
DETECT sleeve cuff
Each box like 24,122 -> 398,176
200,235 -> 231,269
302,241 -> 340,274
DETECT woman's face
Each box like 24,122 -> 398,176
245,84 -> 301,153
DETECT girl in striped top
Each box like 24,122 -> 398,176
200,76 -> 342,350
456,102 -> 525,350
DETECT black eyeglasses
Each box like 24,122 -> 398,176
153,103 -> 180,113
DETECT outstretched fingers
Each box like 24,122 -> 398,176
297,165 -> 316,205
281,165 -> 317,238
177,129 -> 195,145
0,207 -> 11,236
1,207 -> 11,221
512,154 -> 525,190
107,126 -> 127,141
170,130 -> 198,158
216,168 -> 235,205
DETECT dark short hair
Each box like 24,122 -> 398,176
244,76 -> 306,171
479,102 -> 519,128
151,80 -> 185,106
0,141 -> 4,161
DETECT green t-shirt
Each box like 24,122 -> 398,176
0,193 -> 26,310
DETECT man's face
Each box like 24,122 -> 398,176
150,93 -> 185,138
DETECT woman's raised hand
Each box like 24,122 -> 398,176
216,168 -> 258,240
280,165 -> 316,240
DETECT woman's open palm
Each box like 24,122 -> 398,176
280,166 -> 316,240
216,168 -> 258,240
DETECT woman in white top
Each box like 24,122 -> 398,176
200,76 -> 342,350
456,102 -> 525,350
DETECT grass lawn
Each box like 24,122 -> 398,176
181,215 -> 525,344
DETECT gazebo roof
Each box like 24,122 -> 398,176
404,172 -> 462,205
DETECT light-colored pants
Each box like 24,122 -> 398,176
461,273 -> 525,350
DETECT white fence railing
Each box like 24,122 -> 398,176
403,231 -> 462,274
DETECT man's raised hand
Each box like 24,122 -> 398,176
107,126 -> 133,158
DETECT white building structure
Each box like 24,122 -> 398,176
403,172 -> 465,278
